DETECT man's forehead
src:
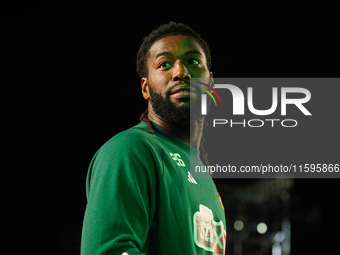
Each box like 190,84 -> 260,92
148,35 -> 205,59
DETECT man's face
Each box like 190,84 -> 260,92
142,35 -> 212,123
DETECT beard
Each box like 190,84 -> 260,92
148,84 -> 203,125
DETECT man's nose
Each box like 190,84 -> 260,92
172,60 -> 191,81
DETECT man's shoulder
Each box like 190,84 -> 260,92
111,123 -> 149,142
94,122 -> 186,161
98,122 -> 159,154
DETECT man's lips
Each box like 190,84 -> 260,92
170,87 -> 193,98
170,85 -> 197,95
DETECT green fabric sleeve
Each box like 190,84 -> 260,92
81,132 -> 157,255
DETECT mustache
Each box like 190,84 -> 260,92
166,81 -> 189,94
166,81 -> 201,95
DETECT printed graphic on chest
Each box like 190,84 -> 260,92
169,152 -> 186,167
193,204 -> 226,254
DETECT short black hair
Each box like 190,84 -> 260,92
136,21 -> 211,78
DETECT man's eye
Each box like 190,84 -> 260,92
159,62 -> 172,68
189,59 -> 201,65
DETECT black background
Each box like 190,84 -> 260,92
5,2 -> 339,254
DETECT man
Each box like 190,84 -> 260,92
81,22 -> 226,255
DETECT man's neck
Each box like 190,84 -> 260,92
148,112 -> 204,150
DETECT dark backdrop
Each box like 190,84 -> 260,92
5,2 -> 339,254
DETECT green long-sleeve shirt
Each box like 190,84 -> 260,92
81,121 -> 226,255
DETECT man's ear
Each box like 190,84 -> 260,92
209,72 -> 214,88
141,77 -> 150,100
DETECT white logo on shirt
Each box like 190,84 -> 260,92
188,172 -> 198,184
169,152 -> 186,167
